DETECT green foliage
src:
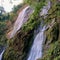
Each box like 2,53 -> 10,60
3,46 -> 25,60
22,0 -> 45,32
13,3 -> 24,13
9,13 -> 17,21
41,41 -> 60,60
3,0 -> 46,60
0,21 -> 7,46
39,1 -> 60,60
3,0 -> 60,60
0,13 -> 9,21
24,0 -> 45,6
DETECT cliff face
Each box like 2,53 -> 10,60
3,0 -> 60,60
40,0 -> 60,60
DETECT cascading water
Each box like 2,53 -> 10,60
7,6 -> 34,39
40,0 -> 51,16
27,26 -> 46,60
0,50 -> 5,60
0,5 -> 34,60
27,1 -> 51,60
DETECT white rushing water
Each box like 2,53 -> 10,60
27,26 -> 46,60
8,0 -> 51,39
8,6 -> 34,39
40,0 -> 51,16
28,1 -> 51,60
0,50 -> 5,60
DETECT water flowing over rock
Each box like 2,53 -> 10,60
7,6 -> 34,39
40,0 -> 51,16
28,1 -> 51,60
0,50 -> 5,60
27,26 -> 46,60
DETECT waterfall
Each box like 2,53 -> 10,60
27,26 -> 46,60
0,50 -> 5,60
28,1 -> 51,60
40,0 -> 51,16
7,6 -> 34,39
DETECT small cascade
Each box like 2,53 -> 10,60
28,0 -> 51,60
0,50 -> 5,60
40,0 -> 51,16
27,26 -> 46,60
7,6 -> 34,39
